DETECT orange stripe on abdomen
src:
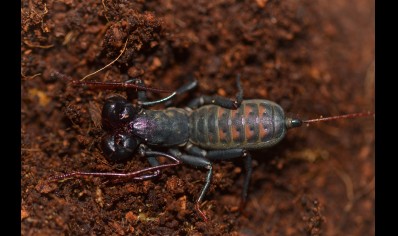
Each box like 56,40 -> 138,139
217,107 -> 231,144
243,102 -> 260,143
258,103 -> 268,141
231,109 -> 243,142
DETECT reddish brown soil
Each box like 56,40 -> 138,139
22,0 -> 374,235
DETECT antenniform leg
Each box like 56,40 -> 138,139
127,78 -> 198,107
122,78 -> 177,107
71,78 -> 172,93
48,145 -> 181,183
164,79 -> 198,106
53,71 -> 173,96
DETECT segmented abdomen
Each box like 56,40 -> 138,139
189,99 -> 287,150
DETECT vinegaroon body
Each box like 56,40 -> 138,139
51,75 -> 373,221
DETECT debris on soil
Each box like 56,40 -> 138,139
22,0 -> 374,235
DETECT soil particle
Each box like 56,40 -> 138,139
22,0 -> 374,235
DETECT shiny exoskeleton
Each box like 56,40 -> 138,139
103,99 -> 293,152
96,77 -> 302,221
190,99 -> 292,150
51,75 -> 372,221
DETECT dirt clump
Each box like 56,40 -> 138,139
22,0 -> 374,235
